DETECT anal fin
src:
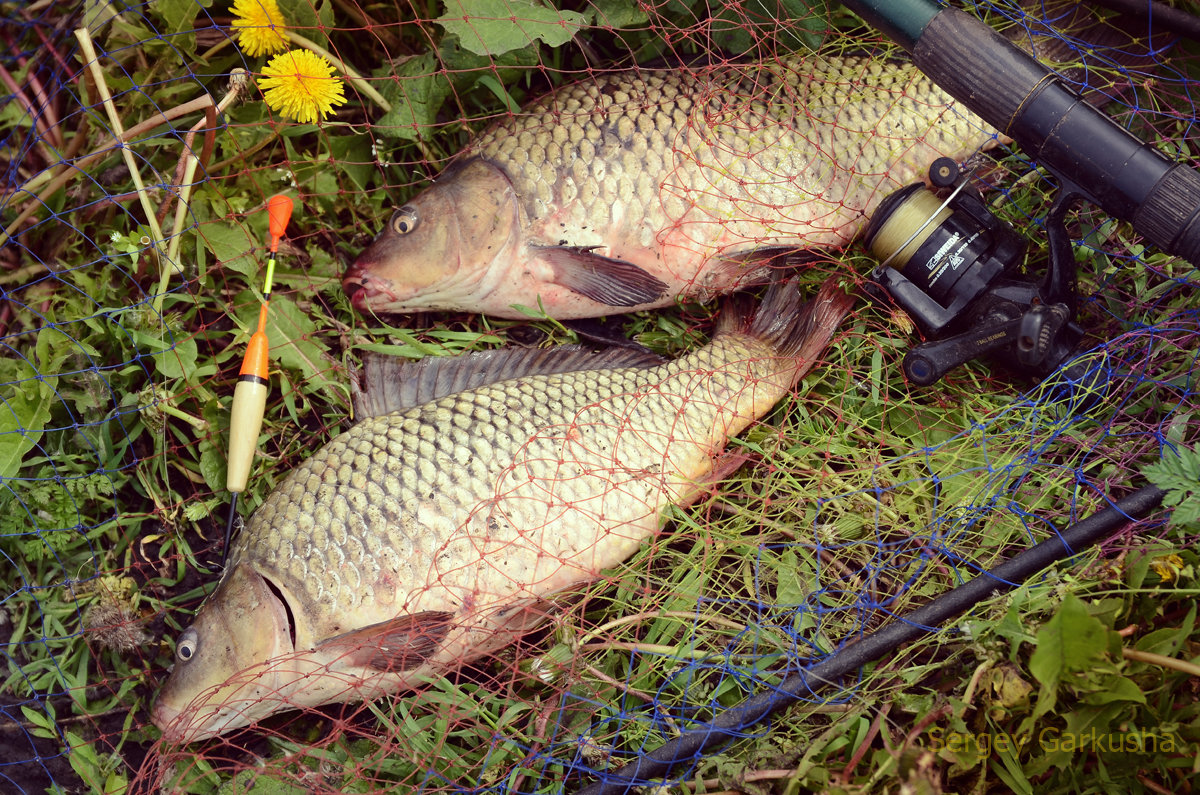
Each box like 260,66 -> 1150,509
318,610 -> 454,672
677,450 -> 756,508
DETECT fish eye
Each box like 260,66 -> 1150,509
391,205 -> 419,236
176,628 -> 199,663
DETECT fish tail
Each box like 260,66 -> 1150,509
719,277 -> 854,386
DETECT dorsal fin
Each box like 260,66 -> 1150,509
352,345 -> 665,419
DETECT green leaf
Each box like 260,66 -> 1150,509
0,367 -> 55,481
0,327 -> 76,479
1027,593 -> 1109,721
437,0 -> 587,57
375,53 -> 451,141
1142,445 -> 1200,529
217,769 -> 308,795
280,0 -> 333,47
439,34 -> 540,82
198,220 -> 259,280
773,548 -> 811,606
150,0 -> 213,52
129,327 -> 200,381
1081,674 -> 1146,706
588,0 -> 649,28
327,135 -> 377,193
198,442 -> 226,493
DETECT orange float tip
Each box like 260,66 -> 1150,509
239,329 -> 271,378
267,195 -> 294,242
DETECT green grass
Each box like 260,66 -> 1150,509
1,0 -> 1199,793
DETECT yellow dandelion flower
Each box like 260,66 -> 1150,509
258,49 -> 348,124
1150,553 -> 1185,584
231,0 -> 288,58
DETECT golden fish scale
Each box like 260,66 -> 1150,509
471,56 -> 987,253
231,332 -> 779,635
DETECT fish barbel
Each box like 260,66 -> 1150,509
344,49 -> 993,318
152,278 -> 852,742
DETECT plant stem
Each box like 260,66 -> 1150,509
164,154 -> 200,280
158,402 -> 209,431
1122,647 -> 1200,678
73,27 -> 171,316
283,30 -> 391,113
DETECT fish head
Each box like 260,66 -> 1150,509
344,158 -> 521,314
152,563 -> 296,743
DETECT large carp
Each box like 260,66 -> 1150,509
344,51 -> 988,318
339,1 -> 1127,320
152,279 -> 852,742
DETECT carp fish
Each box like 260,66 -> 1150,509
343,6 -> 1121,319
344,51 -> 983,319
152,278 -> 852,742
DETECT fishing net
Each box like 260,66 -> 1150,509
2,0 -> 1198,792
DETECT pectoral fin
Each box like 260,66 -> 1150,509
535,246 -> 668,307
319,610 -> 454,672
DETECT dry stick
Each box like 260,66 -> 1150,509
1122,647 -> 1200,678
163,154 -> 201,297
0,93 -> 216,258
73,29 -> 166,262
838,703 -> 890,784
156,70 -> 245,230
0,62 -> 60,164
0,85 -> 226,297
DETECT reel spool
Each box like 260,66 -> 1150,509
865,158 -> 1082,386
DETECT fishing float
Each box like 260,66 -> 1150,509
221,194 -> 294,568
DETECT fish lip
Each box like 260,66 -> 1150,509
151,698 -> 182,741
344,275 -> 400,311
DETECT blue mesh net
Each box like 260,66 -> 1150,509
1,0 -> 1198,792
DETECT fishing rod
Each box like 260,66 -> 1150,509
844,0 -> 1200,265
844,0 -> 1200,385
574,484 -> 1165,793
221,194 -> 294,569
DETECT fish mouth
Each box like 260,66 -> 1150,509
151,698 -> 185,742
343,271 -> 401,311
152,695 -> 256,744
152,694 -> 234,744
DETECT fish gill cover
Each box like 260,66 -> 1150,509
0,0 -> 1198,792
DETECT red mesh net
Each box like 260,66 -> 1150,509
1,0 -> 1198,792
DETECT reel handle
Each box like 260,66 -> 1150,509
903,313 -> 1021,386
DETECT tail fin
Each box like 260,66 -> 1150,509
718,277 -> 855,383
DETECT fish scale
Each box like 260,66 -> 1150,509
153,280 -> 852,741
233,361 -> 638,616
471,55 -> 983,253
347,11 -> 1102,317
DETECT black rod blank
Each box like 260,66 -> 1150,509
575,484 -> 1166,794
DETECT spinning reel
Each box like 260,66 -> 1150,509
865,158 -> 1083,386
